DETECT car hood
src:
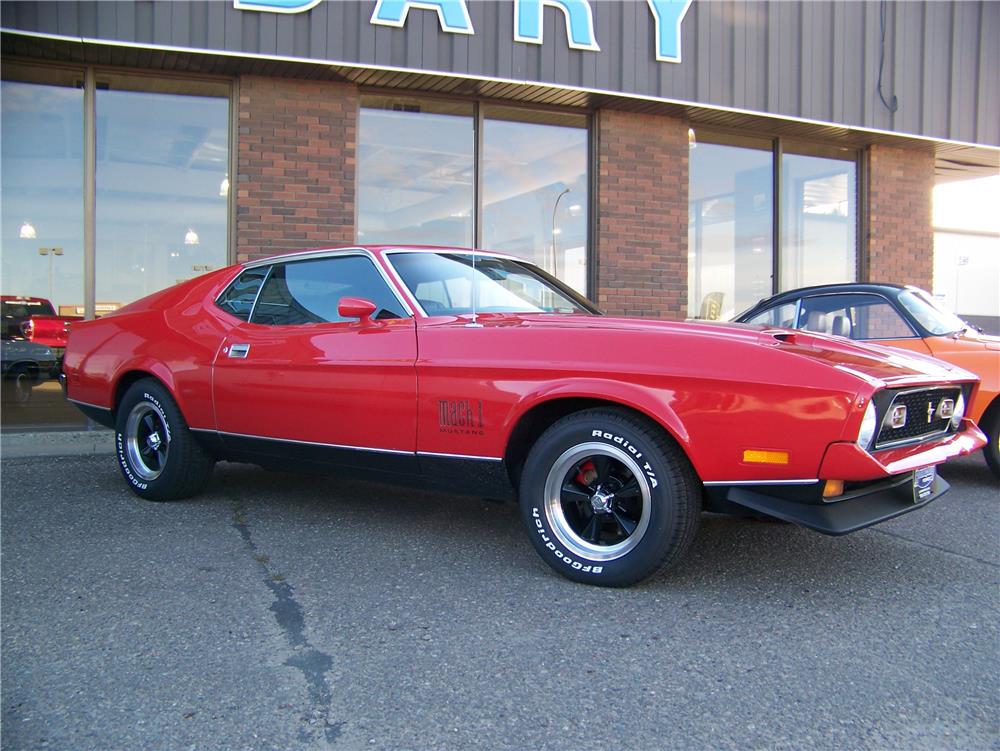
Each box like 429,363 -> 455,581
474,314 -> 978,389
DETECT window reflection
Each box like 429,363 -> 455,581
483,108 -> 588,295
358,98 -> 474,247
1,78 -> 87,430
780,153 -> 857,291
688,139 -> 773,320
96,86 -> 229,309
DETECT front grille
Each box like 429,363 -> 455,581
875,387 -> 960,449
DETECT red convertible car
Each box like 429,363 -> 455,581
63,247 -> 986,586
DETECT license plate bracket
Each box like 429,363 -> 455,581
913,465 -> 936,503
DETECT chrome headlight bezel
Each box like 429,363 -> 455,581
950,393 -> 965,430
857,400 -> 878,450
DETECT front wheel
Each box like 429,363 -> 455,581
982,409 -> 1000,481
115,378 -> 214,501
518,409 -> 701,587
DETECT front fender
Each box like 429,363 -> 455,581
501,376 -> 692,453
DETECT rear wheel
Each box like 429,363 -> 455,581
519,409 -> 701,587
3,365 -> 34,406
115,378 -> 214,501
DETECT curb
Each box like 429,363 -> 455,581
1,430 -> 115,459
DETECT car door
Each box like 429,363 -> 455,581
211,253 -> 418,471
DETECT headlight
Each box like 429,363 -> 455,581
950,393 -> 965,430
857,400 -> 878,449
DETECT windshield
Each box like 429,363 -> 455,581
2,300 -> 55,318
897,288 -> 967,336
388,252 -> 599,316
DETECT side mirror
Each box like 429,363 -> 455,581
338,297 -> 378,323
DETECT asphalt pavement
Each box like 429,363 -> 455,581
2,451 -> 997,750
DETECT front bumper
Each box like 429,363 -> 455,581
819,421 -> 986,481
722,471 -> 948,536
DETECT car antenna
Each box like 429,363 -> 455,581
466,244 -> 483,328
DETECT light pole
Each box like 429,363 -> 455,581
550,187 -> 571,277
38,246 -> 63,302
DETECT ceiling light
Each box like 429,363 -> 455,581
688,128 -> 697,148
19,220 -> 36,239
184,228 -> 200,245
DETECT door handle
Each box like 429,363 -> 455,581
228,343 -> 250,359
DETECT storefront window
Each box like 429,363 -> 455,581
96,76 -> 229,310
1,68 -> 230,433
688,137 -> 773,320
358,96 -> 590,296
483,107 -> 588,295
780,149 -> 857,291
358,97 -> 474,247
689,134 -> 857,319
1,73 -> 86,430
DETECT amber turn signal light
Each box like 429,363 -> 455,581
742,449 -> 789,465
822,480 -> 845,498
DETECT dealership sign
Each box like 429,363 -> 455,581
233,0 -> 694,63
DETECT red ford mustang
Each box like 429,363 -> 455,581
63,247 -> 986,586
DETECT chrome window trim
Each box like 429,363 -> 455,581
247,264 -> 274,323
382,247 -> 598,318
382,247 -> 522,319
242,248 -> 415,319
213,265 -> 270,322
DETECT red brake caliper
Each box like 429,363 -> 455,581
576,460 -> 598,488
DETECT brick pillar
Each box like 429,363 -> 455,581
866,143 -> 935,289
236,76 -> 358,263
595,109 -> 688,319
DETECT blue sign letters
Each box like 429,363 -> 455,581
514,0 -> 600,52
233,0 -> 323,13
646,0 -> 693,63
370,0 -> 474,34
233,0 -> 693,64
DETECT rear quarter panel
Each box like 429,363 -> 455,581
64,269 -> 238,426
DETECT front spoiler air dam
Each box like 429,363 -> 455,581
726,473 -> 949,536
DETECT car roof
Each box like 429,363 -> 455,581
740,283 -> 913,312
242,245 -> 522,269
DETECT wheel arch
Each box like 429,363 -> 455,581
979,393 -> 1000,433
5,360 -> 39,378
503,393 -> 694,488
112,365 -> 178,417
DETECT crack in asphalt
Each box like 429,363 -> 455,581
230,500 -> 343,746
871,527 -> 999,569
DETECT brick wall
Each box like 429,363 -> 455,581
595,110 -> 689,319
866,143 -> 935,289
236,76 -> 358,263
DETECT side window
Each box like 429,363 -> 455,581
250,256 -> 407,326
797,294 -> 916,340
216,267 -> 270,321
743,302 -> 798,328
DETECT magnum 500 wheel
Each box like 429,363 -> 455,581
115,378 -> 214,501
519,409 -> 701,586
